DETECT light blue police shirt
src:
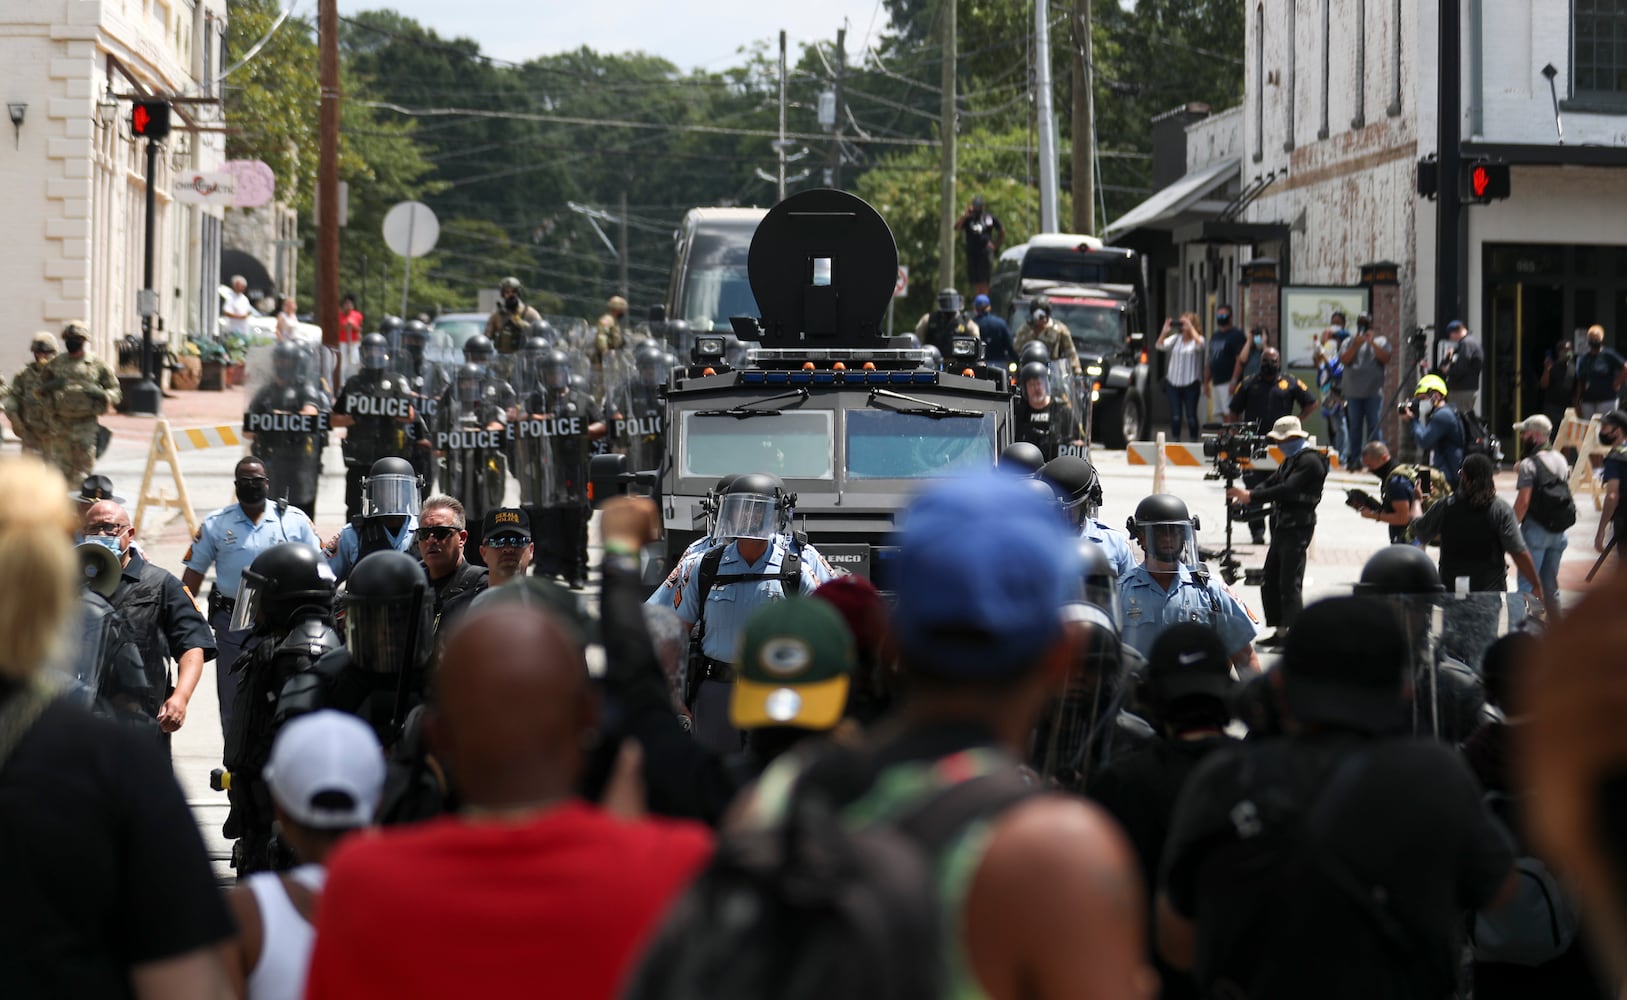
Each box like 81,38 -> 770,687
1118,562 -> 1258,658
1082,519 -> 1138,579
183,502 -> 321,599
666,534 -> 840,662
326,514 -> 419,583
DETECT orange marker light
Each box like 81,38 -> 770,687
702,367 -> 716,376
862,361 -> 876,370
803,361 -> 816,371
833,361 -> 846,371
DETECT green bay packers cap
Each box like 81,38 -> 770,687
730,598 -> 856,731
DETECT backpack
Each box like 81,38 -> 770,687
1457,407 -> 1503,462
622,751 -> 1037,1000
1472,791 -> 1580,966
1389,463 -> 1453,545
1525,454 -> 1578,533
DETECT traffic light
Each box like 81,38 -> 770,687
1464,159 -> 1510,203
131,100 -> 171,141
1416,155 -> 1438,200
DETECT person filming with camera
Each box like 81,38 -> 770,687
1224,346 -> 1317,545
1224,416 -> 1328,648
1401,374 -> 1464,489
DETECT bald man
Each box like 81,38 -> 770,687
305,606 -> 713,1000
82,500 -> 215,738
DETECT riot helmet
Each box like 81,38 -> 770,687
998,441 -> 1046,475
463,334 -> 495,365
1019,340 -> 1051,367
714,472 -> 795,541
378,315 -> 404,343
921,345 -> 943,370
271,340 -> 305,382
1126,494 -> 1200,571
1355,544 -> 1445,594
540,349 -> 572,390
1019,361 -> 1052,398
567,372 -> 590,397
936,288 -> 963,315
360,332 -> 390,371
343,551 -> 432,675
703,472 -> 744,538
634,341 -> 667,388
454,362 -> 484,401
1040,455 -> 1104,524
363,456 -> 422,518
1035,600 -> 1126,789
231,542 -> 337,632
401,319 -> 429,357
526,318 -> 555,347
895,332 -> 922,350
1076,538 -> 1122,627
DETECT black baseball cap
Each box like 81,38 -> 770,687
1281,597 -> 1408,733
481,507 -> 530,541
75,475 -> 124,506
1146,623 -> 1234,703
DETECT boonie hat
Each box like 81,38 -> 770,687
481,506 -> 531,541
1280,597 -> 1408,734
893,472 -> 1081,679
1146,623 -> 1234,703
1265,415 -> 1310,441
74,474 -> 124,506
1515,413 -> 1553,437
264,710 -> 386,830
730,598 -> 855,731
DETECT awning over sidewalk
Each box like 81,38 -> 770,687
1102,156 -> 1240,240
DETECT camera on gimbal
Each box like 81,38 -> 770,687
1201,423 -> 1270,483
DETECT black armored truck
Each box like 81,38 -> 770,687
593,189 -> 1015,589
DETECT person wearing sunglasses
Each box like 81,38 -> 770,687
415,494 -> 488,640
182,456 -> 320,738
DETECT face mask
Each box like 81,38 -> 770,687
1217,314 -> 1231,325
1590,339 -> 1604,351
64,335 -> 86,352
1279,437 -> 1306,457
236,479 -> 268,505
1417,400 -> 1434,420
85,534 -> 122,556
1260,360 -> 1280,376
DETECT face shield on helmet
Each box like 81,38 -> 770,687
346,588 -> 433,675
361,335 -> 390,370
714,492 -> 789,541
1134,520 -> 1199,571
543,352 -> 572,390
229,576 -> 268,633
1034,601 -> 1125,790
363,472 -> 422,518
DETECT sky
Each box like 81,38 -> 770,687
334,0 -> 894,72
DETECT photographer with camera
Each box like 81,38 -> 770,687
1401,374 -> 1464,489
1225,346 -> 1317,545
1224,416 -> 1328,648
1338,313 -> 1391,470
485,277 -> 543,355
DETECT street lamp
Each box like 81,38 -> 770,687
96,92 -> 118,130
7,103 -> 25,149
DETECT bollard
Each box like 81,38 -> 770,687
1153,431 -> 1168,495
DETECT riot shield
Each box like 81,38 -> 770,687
544,315 -> 595,359
602,348 -> 667,476
1049,359 -> 1089,458
512,347 -> 599,508
243,341 -> 332,517
1384,590 -> 1538,743
1032,603 -> 1152,790
433,364 -> 511,524
393,347 -> 449,495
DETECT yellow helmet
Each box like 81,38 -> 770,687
1415,373 -> 1448,397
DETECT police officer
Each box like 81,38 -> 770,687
485,276 -> 543,353
648,473 -> 745,607
1039,454 -> 1137,578
81,500 -> 215,745
332,332 -> 417,521
914,288 -> 979,357
653,473 -> 840,755
6,331 -> 57,454
1014,298 -> 1081,376
1013,361 -> 1083,461
245,340 -> 329,519
436,362 -> 512,543
1226,346 -> 1317,545
38,320 -> 120,485
606,340 -> 667,473
324,457 -> 422,584
395,318 -> 443,494
181,456 -> 322,737
521,349 -> 606,587
1120,494 -> 1259,672
998,441 -> 1046,475
1224,415 -> 1329,647
221,542 -> 342,874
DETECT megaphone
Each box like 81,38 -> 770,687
76,541 -> 121,600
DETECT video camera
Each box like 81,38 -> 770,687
1201,423 -> 1270,483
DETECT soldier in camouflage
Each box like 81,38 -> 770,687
1014,299 -> 1081,376
6,332 -> 58,454
38,322 -> 119,484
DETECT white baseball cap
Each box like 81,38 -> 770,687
264,711 -> 386,830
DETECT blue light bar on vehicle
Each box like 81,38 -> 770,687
740,372 -> 766,384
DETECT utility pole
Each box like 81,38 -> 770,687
828,27 -> 847,189
778,30 -> 788,202
938,0 -> 958,292
618,189 -> 630,299
317,0 -> 341,354
127,135 -> 163,415
1035,0 -> 1060,232
1434,0 -> 1463,351
1070,0 -> 1095,234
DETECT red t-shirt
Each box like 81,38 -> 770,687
304,801 -> 711,999
337,308 -> 363,343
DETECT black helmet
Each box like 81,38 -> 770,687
703,472 -> 744,536
1127,494 -> 1198,568
523,336 -> 552,362
1130,493 -> 1192,528
1075,539 -> 1120,623
716,472 -> 794,540
937,288 -> 963,314
1040,455 -> 1103,522
541,349 -> 572,389
1355,544 -> 1445,595
361,332 -> 390,370
378,315 -> 404,337
634,341 -> 667,386
1416,660 -> 1487,745
499,276 -> 523,294
1018,361 -> 1050,389
455,362 -> 484,398
344,551 -> 433,675
1019,340 -> 1051,367
998,441 -> 1045,475
527,317 -> 555,341
402,319 -> 429,345
921,344 -> 942,370
463,334 -> 495,363
895,332 -> 922,350
271,339 -> 304,380
364,456 -> 421,518
231,542 -> 336,631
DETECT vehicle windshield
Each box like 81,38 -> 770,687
680,228 -> 761,332
846,410 -> 996,479
1021,249 -> 1140,287
681,409 -> 834,479
431,317 -> 487,355
1012,299 -> 1126,358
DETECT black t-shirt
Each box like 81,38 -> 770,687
1162,732 -> 1512,1000
1228,371 -> 1317,429
1208,326 -> 1247,384
0,690 -> 233,997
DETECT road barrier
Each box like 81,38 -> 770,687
133,419 -> 244,537
1555,409 -> 1607,511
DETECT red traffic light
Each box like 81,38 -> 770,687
1463,159 -> 1509,203
1471,166 -> 1489,198
131,100 -> 171,140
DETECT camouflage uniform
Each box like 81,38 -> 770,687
1015,318 -> 1081,375
38,347 -> 120,485
593,296 -> 630,397
5,334 -> 57,453
484,301 -> 542,354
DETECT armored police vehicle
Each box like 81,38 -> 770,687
595,189 -> 1014,588
989,235 -> 1154,449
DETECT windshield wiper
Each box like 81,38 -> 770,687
868,388 -> 984,419
695,388 -> 809,419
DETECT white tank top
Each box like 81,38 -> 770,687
245,864 -> 326,1000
